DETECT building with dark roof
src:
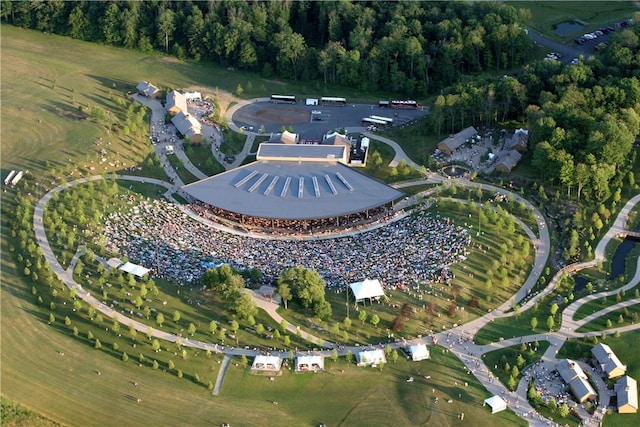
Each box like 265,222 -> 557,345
136,81 -> 160,98
495,150 -> 523,173
615,376 -> 638,413
171,111 -> 202,143
592,343 -> 627,379
557,359 -> 597,403
166,90 -> 187,116
437,126 -> 478,156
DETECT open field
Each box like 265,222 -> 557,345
510,1 -> 638,37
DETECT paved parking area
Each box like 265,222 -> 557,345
232,100 -> 428,140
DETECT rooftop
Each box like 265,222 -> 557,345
182,161 -> 403,220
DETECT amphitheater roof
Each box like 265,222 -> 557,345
182,161 -> 404,220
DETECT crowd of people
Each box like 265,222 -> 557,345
190,202 -> 393,235
99,198 -> 471,289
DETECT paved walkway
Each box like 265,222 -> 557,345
212,354 -> 231,396
31,107 -> 640,425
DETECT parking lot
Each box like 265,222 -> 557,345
231,100 -> 428,140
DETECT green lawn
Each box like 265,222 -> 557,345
575,304 -> 640,333
165,152 -> 199,184
510,1 -> 637,38
573,287 -> 640,321
183,143 -> 225,177
222,347 -> 526,427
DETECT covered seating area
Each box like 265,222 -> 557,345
408,344 -> 430,361
483,395 -> 507,414
251,355 -> 282,372
295,355 -> 324,372
349,279 -> 385,304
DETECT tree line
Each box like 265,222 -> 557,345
1,0 -> 534,96
429,21 -> 640,261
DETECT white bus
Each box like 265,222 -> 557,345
391,100 -> 419,109
320,96 -> 347,106
361,117 -> 388,129
271,94 -> 296,104
369,115 -> 394,125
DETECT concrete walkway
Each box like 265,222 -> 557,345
212,354 -> 231,396
31,106 -> 640,426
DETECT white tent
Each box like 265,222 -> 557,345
349,279 -> 385,302
251,355 -> 282,372
357,349 -> 386,367
409,344 -> 430,361
119,262 -> 151,278
483,395 -> 507,414
296,355 -> 324,372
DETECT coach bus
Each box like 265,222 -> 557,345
390,100 -> 419,109
320,96 -> 347,106
361,117 -> 388,129
271,94 -> 297,104
369,115 -> 394,126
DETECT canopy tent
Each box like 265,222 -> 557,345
349,279 -> 385,302
483,395 -> 507,414
251,355 -> 282,372
119,262 -> 151,278
357,349 -> 386,367
296,355 -> 325,372
409,344 -> 430,361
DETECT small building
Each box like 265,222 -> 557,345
437,126 -> 478,156
349,279 -> 385,304
256,143 -> 348,165
357,349 -> 386,367
268,130 -> 299,145
166,90 -> 188,115
136,81 -> 160,98
557,359 -> 597,403
251,355 -> 282,372
296,355 -> 324,372
408,344 -> 430,361
505,128 -> 529,153
592,343 -> 627,379
494,150 -> 523,173
483,395 -> 507,414
614,376 -> 638,413
107,257 -> 123,270
171,111 -> 202,143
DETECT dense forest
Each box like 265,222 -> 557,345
0,0 -> 534,95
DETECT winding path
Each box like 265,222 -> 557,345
32,124 -> 640,426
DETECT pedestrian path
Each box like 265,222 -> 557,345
30,107 -> 640,426
213,354 -> 231,396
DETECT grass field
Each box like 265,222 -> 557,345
509,1 -> 637,37
575,303 -> 640,333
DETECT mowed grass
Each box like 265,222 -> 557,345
509,1 -> 637,36
575,303 -> 640,333
222,348 -> 526,427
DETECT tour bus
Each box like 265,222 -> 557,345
361,117 -> 388,129
320,96 -> 347,106
271,94 -> 297,104
369,115 -> 394,126
390,100 -> 419,109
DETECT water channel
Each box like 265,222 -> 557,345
574,234 -> 640,291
